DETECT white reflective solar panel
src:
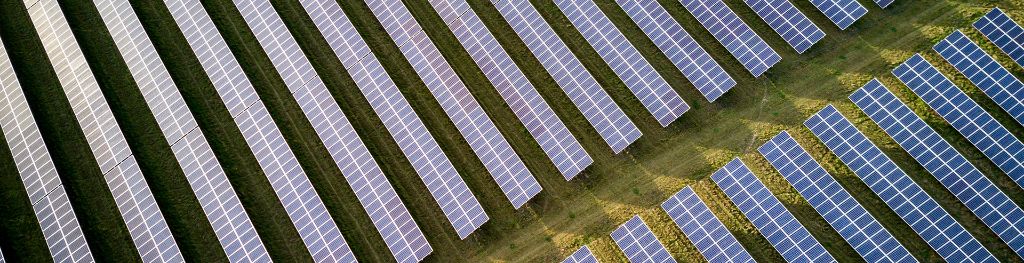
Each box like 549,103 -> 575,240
661,186 -> 754,263
759,132 -> 916,263
94,1 -> 269,261
554,0 -> 688,127
296,1 -> 436,261
853,79 -> 1024,259
427,0 -> 593,180
614,0 -> 736,102
491,0 -> 642,153
562,245 -> 599,263
711,158 -> 836,263
367,0 -> 540,212
678,0 -> 781,77
894,54 -> 1024,193
975,8 -> 1024,69
0,41 -> 93,263
805,104 -> 996,263
610,215 -> 675,263
808,0 -> 867,30
28,1 -> 182,261
741,0 -> 824,53
935,30 -> 1024,129
877,61 -> 1024,258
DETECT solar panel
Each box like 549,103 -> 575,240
710,158 -> 836,262
805,104 -> 997,262
28,1 -> 182,261
935,30 -> 1024,128
661,186 -> 755,263
562,245 -> 599,263
758,131 -> 916,263
678,0 -> 781,77
850,79 -> 1024,259
894,53 -> 1024,191
367,0 -> 542,211
741,0 -> 825,53
490,0 -> 642,153
808,0 -> 867,30
554,0 -> 688,127
610,215 -> 675,263
974,8 -> 1024,69
296,1 -> 439,261
426,0 -> 592,180
94,1 -> 270,261
886,57 -> 1024,258
875,0 -> 894,8
614,0 -> 736,102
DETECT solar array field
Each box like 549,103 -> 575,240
741,0 -> 825,53
661,186 -> 754,263
678,0 -> 781,77
610,215 -> 675,263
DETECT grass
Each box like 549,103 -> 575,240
1,0 -> 1023,262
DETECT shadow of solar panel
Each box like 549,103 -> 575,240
427,0 -> 592,180
610,215 -> 676,263
615,0 -> 736,102
562,245 -> 598,263
491,0 -> 641,153
975,8 -> 1024,69
710,158 -> 836,263
759,131 -> 916,263
554,0 -> 688,127
678,0 -> 781,77
741,0 -> 825,53
661,186 -> 754,263
809,0 -> 867,30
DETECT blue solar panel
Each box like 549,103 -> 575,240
805,104 -> 997,263
894,53 -> 1024,191
851,79 -> 1024,259
492,0 -> 642,153
615,0 -> 736,102
367,0 -> 541,210
678,0 -> 781,77
562,245 -> 599,263
975,8 -> 1024,68
759,131 -> 917,263
610,215 -> 675,263
554,0 -> 688,127
875,0 -> 894,8
711,158 -> 836,262
808,0 -> 867,30
661,186 -> 755,263
426,0 -> 592,180
741,0 -> 825,53
935,30 -> 1024,128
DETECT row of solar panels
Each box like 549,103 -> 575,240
563,8 -> 1024,263
0,0 -> 886,262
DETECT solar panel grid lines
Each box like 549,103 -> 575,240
296,0 -> 437,261
887,55 -> 1024,258
425,0 -> 593,180
94,0 -> 271,261
562,245 -> 599,263
553,0 -> 689,127
365,0 -> 542,210
741,0 -> 825,53
808,0 -> 867,30
1,42 -> 94,262
758,131 -> 917,263
613,0 -> 736,102
27,1 -> 183,261
610,215 -> 676,263
677,0 -> 781,77
660,186 -> 755,263
875,0 -> 894,8
935,30 -> 1024,129
894,53 -> 1024,193
490,0 -> 642,153
804,104 -> 997,263
710,157 -> 837,263
975,8 -> 1024,69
